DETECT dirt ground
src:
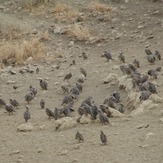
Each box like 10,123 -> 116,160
0,0 -> 163,163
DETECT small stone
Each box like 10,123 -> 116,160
39,125 -> 46,130
17,158 -> 23,162
80,114 -> 92,124
159,118 -> 163,124
17,123 -> 33,132
37,148 -> 42,153
160,110 -> 163,116
7,80 -> 16,85
73,144 -> 80,150
109,108 -> 124,118
9,70 -> 16,75
58,148 -> 68,156
68,41 -> 74,47
9,150 -> 20,155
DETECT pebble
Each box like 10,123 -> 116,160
9,150 -> 20,155
7,80 -> 16,85
159,118 -> 163,124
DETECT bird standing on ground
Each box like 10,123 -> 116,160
64,73 -> 72,81
39,79 -> 48,90
75,131 -> 84,143
80,68 -> 87,77
102,51 -> 113,61
118,53 -> 125,63
98,109 -> 110,124
155,50 -> 161,60
40,99 -> 45,109
25,92 -> 34,104
133,59 -> 140,68
100,131 -> 107,145
82,52 -> 88,60
5,104 -> 15,114
29,85 -> 37,96
61,85 -> 69,94
45,108 -> 55,119
145,48 -> 153,55
10,99 -> 19,108
24,106 -> 30,122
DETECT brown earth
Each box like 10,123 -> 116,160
0,0 -> 163,163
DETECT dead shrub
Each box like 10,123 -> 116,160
67,25 -> 91,41
87,2 -> 111,14
0,38 -> 46,67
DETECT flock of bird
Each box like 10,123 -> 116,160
0,48 -> 162,144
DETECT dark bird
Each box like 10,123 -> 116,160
139,91 -> 151,101
128,64 -> 136,72
100,131 -> 107,145
80,68 -> 87,77
64,73 -> 72,81
155,67 -> 161,72
82,52 -> 88,60
91,105 -> 98,119
145,48 -> 153,55
29,85 -> 37,96
61,85 -> 69,94
36,68 -> 39,74
118,103 -> 125,113
155,50 -> 161,60
5,104 -> 15,114
13,85 -> 19,90
98,109 -> 110,124
0,98 -> 6,106
75,83 -> 83,92
25,92 -> 34,104
69,60 -> 76,67
45,108 -> 55,119
112,91 -> 120,103
75,131 -> 84,143
103,98 -> 116,109
102,51 -> 113,61
119,65 -> 128,75
141,75 -> 149,83
40,99 -> 45,109
148,69 -> 157,79
81,96 -> 94,107
148,82 -> 158,94
77,77 -> 85,83
70,86 -> 80,96
54,108 -> 59,120
118,53 -> 125,63
133,59 -> 140,68
62,94 -> 74,105
147,54 -> 155,63
9,99 -> 19,108
39,79 -> 48,90
24,106 -> 30,122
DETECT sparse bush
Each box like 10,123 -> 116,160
0,39 -> 46,67
67,25 -> 91,41
87,2 -> 111,14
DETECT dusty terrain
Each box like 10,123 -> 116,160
0,0 -> 163,163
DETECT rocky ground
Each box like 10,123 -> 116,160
0,0 -> 163,163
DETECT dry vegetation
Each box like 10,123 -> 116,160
0,39 -> 46,67
67,24 -> 91,41
87,2 -> 111,14
51,3 -> 83,22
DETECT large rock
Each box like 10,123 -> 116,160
80,114 -> 92,124
108,108 -> 124,118
55,117 -> 77,131
118,75 -> 133,93
149,94 -> 163,103
17,123 -> 33,132
130,100 -> 158,117
103,73 -> 118,84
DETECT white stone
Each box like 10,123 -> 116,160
103,73 -> 118,84
55,117 -> 77,131
108,108 -> 124,118
149,94 -> 163,103
17,123 -> 33,132
80,114 -> 92,124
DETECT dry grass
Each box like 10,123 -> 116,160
0,39 -> 46,67
67,25 -> 91,41
87,2 -> 111,14
51,3 -> 83,22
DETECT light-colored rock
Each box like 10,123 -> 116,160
160,110 -> 163,116
55,117 -> 77,131
9,150 -> 20,155
149,94 -> 163,103
53,26 -> 62,34
130,107 -> 144,117
108,108 -> 124,118
159,118 -> 163,124
126,91 -> 141,110
103,73 -> 118,84
7,80 -> 16,85
118,75 -> 133,93
17,123 -> 33,132
80,114 -> 92,124
39,124 -> 46,130
58,148 -> 68,156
